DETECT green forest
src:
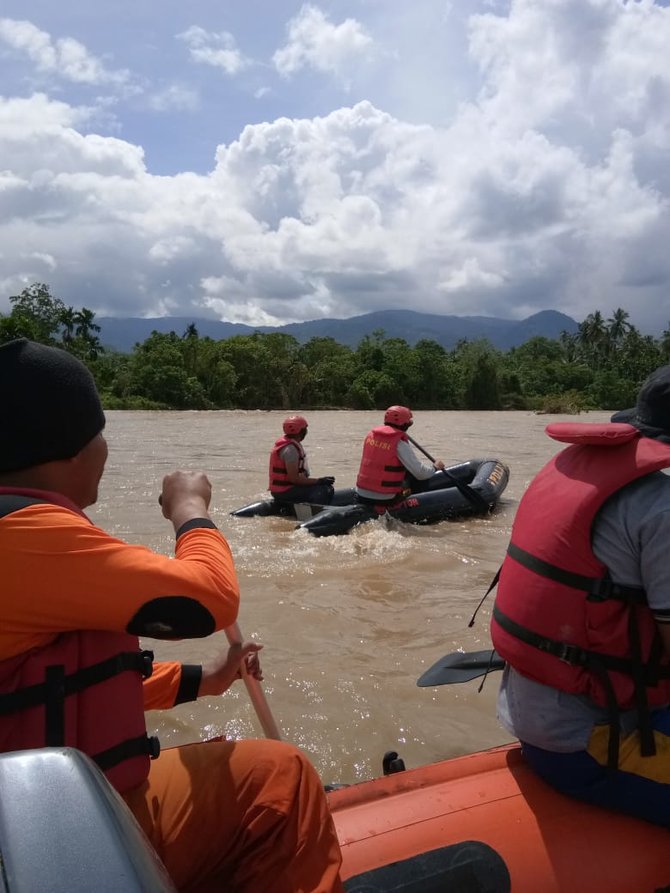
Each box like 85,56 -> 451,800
2,282 -> 669,413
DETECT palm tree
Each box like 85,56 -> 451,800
558,330 -> 578,363
74,307 -> 101,340
577,311 -> 608,367
181,323 -> 200,377
607,308 -> 631,351
73,307 -> 102,360
59,306 -> 77,346
660,325 -> 670,362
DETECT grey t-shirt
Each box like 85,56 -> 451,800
497,469 -> 670,751
279,442 -> 310,477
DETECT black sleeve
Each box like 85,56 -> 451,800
175,664 -> 202,704
126,518 -> 221,639
126,596 -> 217,639
176,518 -> 218,538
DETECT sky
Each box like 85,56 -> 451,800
1,0 -> 670,333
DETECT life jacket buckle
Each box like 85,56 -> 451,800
586,579 -> 611,603
141,650 -> 154,679
148,735 -> 161,759
555,643 -> 585,665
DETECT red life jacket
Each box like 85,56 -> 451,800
356,425 -> 408,496
491,422 -> 670,763
0,493 -> 159,793
0,630 -> 158,793
269,436 -> 306,493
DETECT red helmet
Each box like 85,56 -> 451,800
384,405 -> 413,427
283,415 -> 308,435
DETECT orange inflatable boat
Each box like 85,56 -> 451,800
328,742 -> 670,893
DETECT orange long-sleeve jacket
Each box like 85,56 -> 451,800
0,495 -> 240,709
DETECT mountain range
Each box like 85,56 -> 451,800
96,308 -> 579,353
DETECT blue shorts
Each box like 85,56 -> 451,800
521,707 -> 670,827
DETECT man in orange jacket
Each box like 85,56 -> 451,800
0,338 -> 344,893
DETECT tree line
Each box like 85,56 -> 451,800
2,283 -> 669,413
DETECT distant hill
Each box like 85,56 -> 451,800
96,308 -> 579,353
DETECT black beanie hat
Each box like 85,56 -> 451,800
0,338 -> 106,473
610,364 -> 670,444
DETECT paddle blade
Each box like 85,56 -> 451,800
417,649 -> 505,687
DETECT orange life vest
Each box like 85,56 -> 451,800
356,425 -> 408,496
269,436 -> 306,493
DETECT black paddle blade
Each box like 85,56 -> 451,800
417,649 -> 505,687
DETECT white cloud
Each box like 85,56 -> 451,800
148,85 -> 199,113
1,1 -> 670,334
273,4 -> 373,80
0,17 -> 129,85
0,94 -> 145,178
469,0 -> 670,141
177,25 -> 250,75
439,257 -> 506,293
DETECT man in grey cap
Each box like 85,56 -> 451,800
0,339 -> 344,892
491,364 -> 670,829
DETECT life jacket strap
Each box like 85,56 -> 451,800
45,665 -> 65,747
506,542 -> 647,604
582,655 -> 622,771
493,605 -> 669,768
627,607 -> 656,759
468,565 -> 502,628
0,650 -> 154,715
0,495 -> 45,518
492,605 -> 667,678
93,733 -> 161,771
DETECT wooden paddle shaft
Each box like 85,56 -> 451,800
225,622 -> 283,740
157,496 -> 282,740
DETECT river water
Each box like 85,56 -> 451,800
90,408 -> 612,786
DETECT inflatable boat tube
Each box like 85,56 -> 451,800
4,742 -> 667,892
330,743 -> 670,893
297,458 -> 509,537
231,486 -> 358,519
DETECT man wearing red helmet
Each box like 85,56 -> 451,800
269,415 -> 336,505
356,405 -> 445,506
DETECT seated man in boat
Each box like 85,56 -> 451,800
355,405 -> 445,507
269,414 -> 336,506
0,339 -> 344,893
492,363 -> 670,830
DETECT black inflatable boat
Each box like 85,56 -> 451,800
231,485 -> 358,519
231,458 -> 510,537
